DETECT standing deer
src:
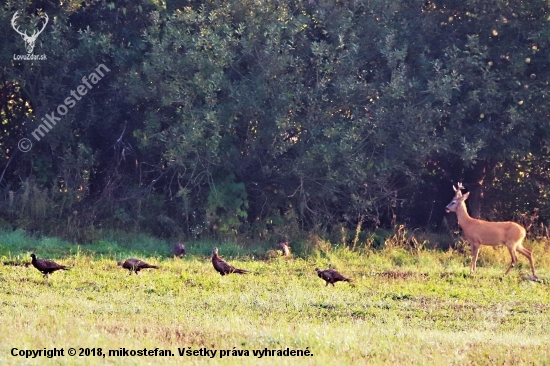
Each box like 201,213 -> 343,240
445,183 -> 537,279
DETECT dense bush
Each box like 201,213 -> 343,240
1,0 -> 550,242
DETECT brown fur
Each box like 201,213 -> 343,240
445,185 -> 537,279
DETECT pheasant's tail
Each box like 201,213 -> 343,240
232,268 -> 248,274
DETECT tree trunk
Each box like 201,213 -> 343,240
465,160 -> 496,219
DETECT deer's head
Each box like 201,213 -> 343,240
11,11 -> 48,54
446,187 -> 469,213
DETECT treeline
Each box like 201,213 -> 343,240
1,0 -> 550,243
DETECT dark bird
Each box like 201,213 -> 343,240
173,242 -> 186,258
212,247 -> 248,276
315,268 -> 352,286
30,253 -> 69,278
117,258 -> 159,275
276,237 -> 290,256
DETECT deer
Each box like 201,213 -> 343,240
11,11 -> 49,54
445,183 -> 538,280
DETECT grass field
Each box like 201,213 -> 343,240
0,229 -> 549,365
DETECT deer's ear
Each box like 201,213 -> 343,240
462,192 -> 470,200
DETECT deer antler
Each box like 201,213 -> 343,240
452,182 -> 465,198
11,11 -> 27,38
11,11 -> 49,54
453,182 -> 465,192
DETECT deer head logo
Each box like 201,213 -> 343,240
11,11 -> 49,54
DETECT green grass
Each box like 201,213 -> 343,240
0,230 -> 549,365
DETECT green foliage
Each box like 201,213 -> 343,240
2,0 -> 550,240
207,174 -> 249,234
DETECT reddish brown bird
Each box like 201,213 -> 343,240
276,238 -> 291,256
30,253 -> 69,278
117,258 -> 159,275
173,242 -> 186,258
315,268 -> 352,286
212,247 -> 248,276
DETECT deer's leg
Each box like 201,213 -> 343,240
516,245 -> 538,279
470,243 -> 480,274
504,247 -> 518,276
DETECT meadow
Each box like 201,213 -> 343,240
0,229 -> 549,365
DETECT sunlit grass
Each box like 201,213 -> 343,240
0,231 -> 549,365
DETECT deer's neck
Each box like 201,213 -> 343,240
455,202 -> 476,228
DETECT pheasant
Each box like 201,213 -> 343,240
315,268 -> 352,286
30,253 -> 69,278
117,258 -> 159,275
212,247 -> 248,276
173,242 -> 186,258
276,238 -> 291,257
